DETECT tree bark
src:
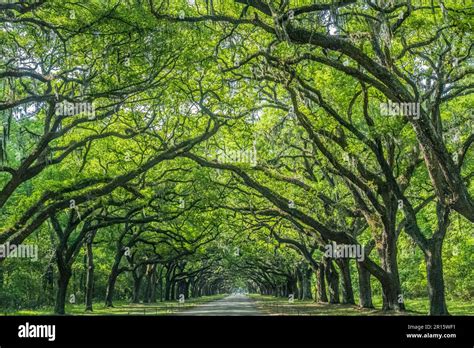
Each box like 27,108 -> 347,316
105,253 -> 123,307
301,265 -> 313,300
316,264 -> 328,302
164,269 -> 172,301
378,220 -> 405,311
132,276 -> 143,303
424,203 -> 450,315
324,258 -> 339,304
131,264 -> 145,304
84,230 -> 96,311
336,258 -> 355,304
143,264 -> 156,303
54,271 -> 71,315
357,262 -> 374,308
425,239 -> 449,315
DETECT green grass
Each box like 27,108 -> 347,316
2,294 -> 227,316
248,294 -> 473,316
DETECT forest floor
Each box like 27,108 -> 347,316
249,294 -> 474,316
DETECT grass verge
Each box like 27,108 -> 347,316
2,294 -> 228,316
248,294 -> 473,316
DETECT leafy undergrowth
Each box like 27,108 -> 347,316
249,294 -> 473,316
3,294 -> 227,316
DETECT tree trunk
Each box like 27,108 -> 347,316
336,258 -> 355,304
143,264 -> 156,303
158,276 -> 163,302
130,264 -> 145,304
324,258 -> 339,304
424,203 -> 450,315
316,264 -> 328,303
150,270 -> 157,303
105,254 -> 122,307
287,277 -> 297,298
43,261 -> 55,306
301,265 -> 313,300
296,268 -> 303,300
425,239 -> 449,315
183,280 -> 190,299
84,230 -> 96,311
132,276 -> 142,303
379,223 -> 404,311
164,276 -> 172,301
55,271 -> 71,315
171,280 -> 176,300
357,262 -> 374,308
